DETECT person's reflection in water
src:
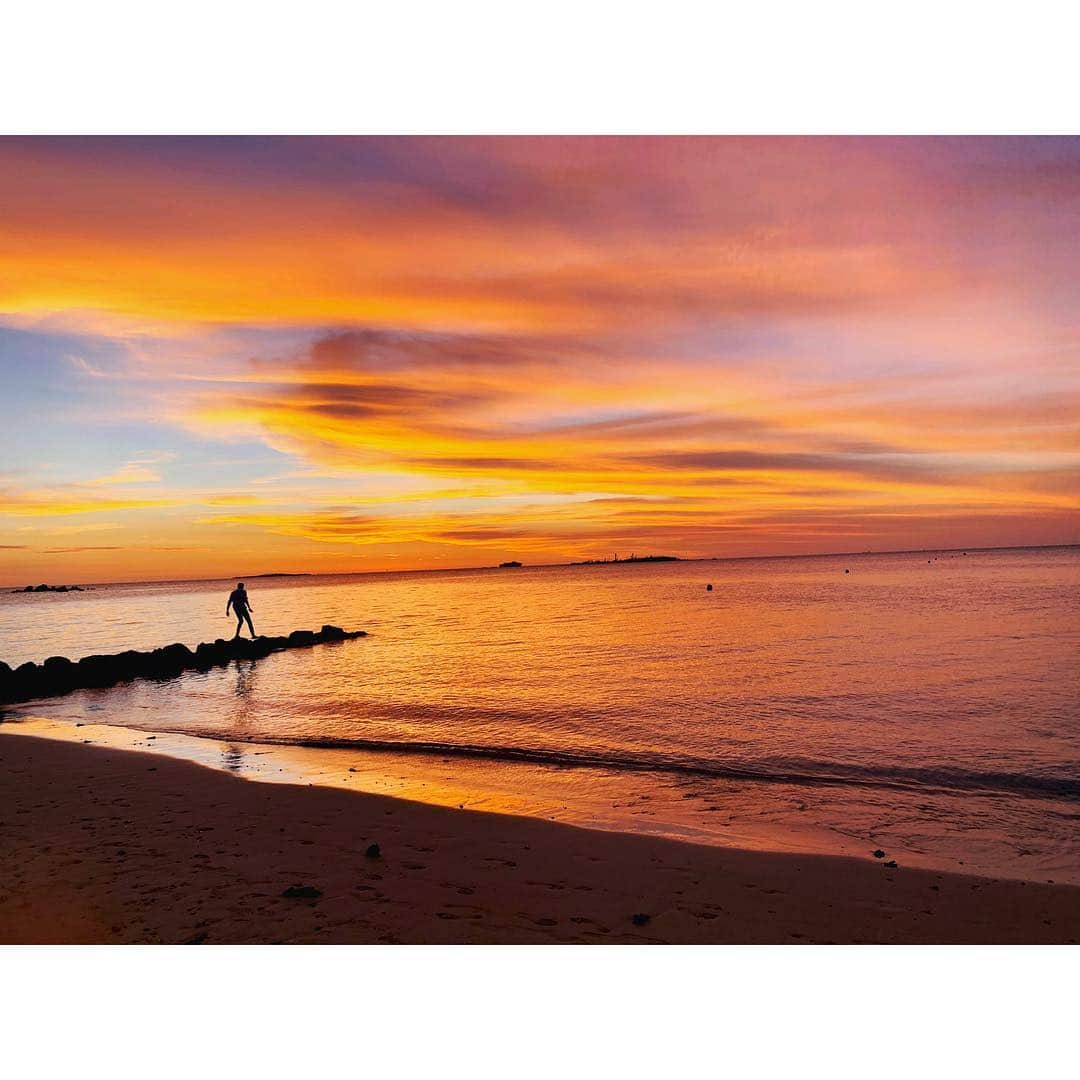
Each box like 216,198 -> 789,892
223,660 -> 258,772
234,660 -> 256,699
222,743 -> 245,772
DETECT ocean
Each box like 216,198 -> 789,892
3,546 -> 1078,883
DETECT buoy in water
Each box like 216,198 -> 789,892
705,583 -> 713,591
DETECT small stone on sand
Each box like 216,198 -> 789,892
282,884 -> 322,898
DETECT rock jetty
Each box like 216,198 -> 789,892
0,625 -> 367,706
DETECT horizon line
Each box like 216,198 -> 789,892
4,541 -> 1077,591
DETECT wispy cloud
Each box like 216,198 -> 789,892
68,354 -> 110,377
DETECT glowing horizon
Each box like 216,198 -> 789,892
2,136 -> 1078,586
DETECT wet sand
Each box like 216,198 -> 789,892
2,731 -> 1077,944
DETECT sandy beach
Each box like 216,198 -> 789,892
2,731 -> 1077,945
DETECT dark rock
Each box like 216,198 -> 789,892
142,655 -> 170,678
11,662 -> 42,699
883,860 -> 898,869
872,849 -> 886,859
41,655 -> 77,690
365,843 -> 381,859
288,629 -> 316,646
194,641 -> 229,668
161,643 -> 194,665
631,913 -> 651,926
281,885 -> 323,899
705,583 -> 713,591
247,637 -> 273,659
229,638 -> 255,660
115,650 -> 152,678
144,644 -> 192,677
77,654 -> 122,687
320,624 -> 346,641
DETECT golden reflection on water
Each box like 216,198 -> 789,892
2,548 -> 1079,883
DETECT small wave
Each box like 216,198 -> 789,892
141,725 -> 1080,801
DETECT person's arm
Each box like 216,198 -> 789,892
226,595 -> 233,615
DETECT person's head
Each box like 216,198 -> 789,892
237,582 -> 245,590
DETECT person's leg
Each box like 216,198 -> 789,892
244,611 -> 255,638
234,614 -> 243,639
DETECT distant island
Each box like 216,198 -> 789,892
568,554 -> 681,566
12,583 -> 88,594
498,561 -> 523,568
247,573 -> 312,578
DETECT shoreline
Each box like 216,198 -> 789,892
6,714 -> 1076,887
3,730 -> 1078,944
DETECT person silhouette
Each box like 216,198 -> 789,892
226,581 -> 255,639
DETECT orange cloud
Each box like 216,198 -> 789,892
2,137 -> 1078,583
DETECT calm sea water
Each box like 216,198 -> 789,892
3,547 -> 1078,883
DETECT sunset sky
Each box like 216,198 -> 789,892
1,136 -> 1078,584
